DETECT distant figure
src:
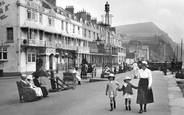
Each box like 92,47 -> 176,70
104,65 -> 111,75
81,63 -> 88,79
175,70 -> 184,79
171,59 -> 175,74
163,61 -> 167,75
132,61 -> 139,79
72,67 -> 81,85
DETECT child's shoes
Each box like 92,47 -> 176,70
129,106 -> 131,111
125,106 -> 128,110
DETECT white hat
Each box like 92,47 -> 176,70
124,76 -> 131,80
27,75 -> 33,80
21,74 -> 27,79
142,61 -> 148,65
108,73 -> 115,77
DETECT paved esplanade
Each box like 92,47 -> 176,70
0,71 -> 171,115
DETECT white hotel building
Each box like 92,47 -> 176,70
0,0 -> 126,76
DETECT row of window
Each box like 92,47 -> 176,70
27,9 -> 100,39
0,48 -> 38,62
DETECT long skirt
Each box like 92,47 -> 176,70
22,88 -> 37,102
40,86 -> 48,97
33,78 -> 48,97
136,78 -> 154,104
32,87 -> 43,97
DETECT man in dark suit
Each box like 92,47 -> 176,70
171,59 -> 175,74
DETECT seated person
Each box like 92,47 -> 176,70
27,75 -> 43,98
19,74 -> 37,101
33,75 -> 49,97
104,65 -> 110,75
175,70 -> 184,79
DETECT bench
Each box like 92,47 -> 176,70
16,81 -> 37,102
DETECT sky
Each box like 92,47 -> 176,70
57,0 -> 184,43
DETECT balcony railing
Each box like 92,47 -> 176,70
56,43 -> 65,49
21,39 -> 45,47
65,44 -> 77,50
46,41 -> 56,48
78,47 -> 90,53
21,39 -> 78,51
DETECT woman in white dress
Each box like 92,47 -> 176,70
136,61 -> 154,114
27,75 -> 43,98
72,67 -> 81,85
132,61 -> 139,78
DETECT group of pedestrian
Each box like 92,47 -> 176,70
19,74 -> 48,101
105,61 -> 154,114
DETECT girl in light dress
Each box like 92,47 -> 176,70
118,76 -> 138,111
106,73 -> 120,111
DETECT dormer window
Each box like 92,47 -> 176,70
48,16 -> 54,26
27,9 -> 37,21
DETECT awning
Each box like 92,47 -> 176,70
44,26 -> 59,34
61,31 -> 73,38
21,21 -> 44,30
21,21 -> 59,34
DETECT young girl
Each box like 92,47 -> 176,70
106,73 -> 120,111
118,76 -> 137,111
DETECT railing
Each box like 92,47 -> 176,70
46,41 -> 56,48
65,44 -> 77,50
21,39 -> 45,47
78,47 -> 90,53
56,43 -> 65,49
21,39 -> 78,51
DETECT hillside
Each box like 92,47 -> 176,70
115,22 -> 179,61
115,22 -> 164,37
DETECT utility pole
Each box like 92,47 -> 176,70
177,45 -> 178,61
164,42 -> 165,61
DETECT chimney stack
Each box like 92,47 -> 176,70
65,6 -> 74,14
87,13 -> 91,21
91,17 -> 97,24
75,10 -> 87,21
45,0 -> 56,6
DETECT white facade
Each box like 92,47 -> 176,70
0,0 -> 20,75
0,0 -> 126,76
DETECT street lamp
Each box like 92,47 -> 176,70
64,52 -> 68,71
96,36 -> 101,45
55,53 -> 60,73
96,36 -> 104,71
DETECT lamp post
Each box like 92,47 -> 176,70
55,53 -> 60,73
64,52 -> 68,71
96,36 -> 103,72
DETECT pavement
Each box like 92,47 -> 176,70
0,69 -> 184,115
165,72 -> 184,115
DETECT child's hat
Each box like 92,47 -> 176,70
142,61 -> 148,65
108,73 -> 115,77
124,76 -> 131,81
